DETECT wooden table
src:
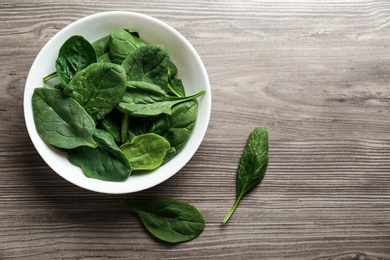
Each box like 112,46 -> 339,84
1,1 -> 390,259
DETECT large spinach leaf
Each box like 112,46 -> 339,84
64,63 -> 127,121
121,45 -> 169,91
120,133 -> 170,171
150,100 -> 198,163
68,129 -> 131,182
55,35 -> 97,86
109,28 -> 147,64
122,196 -> 205,243
222,127 -> 269,224
117,81 -> 205,117
32,87 -> 97,149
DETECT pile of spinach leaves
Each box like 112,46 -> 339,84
32,29 -> 205,182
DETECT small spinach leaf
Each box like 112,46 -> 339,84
121,45 -> 169,91
168,60 -> 178,78
150,100 -> 198,164
121,115 -> 155,144
120,133 -> 170,171
126,116 -> 155,142
117,81 -> 205,117
222,127 -> 269,224
109,28 -> 147,64
161,147 -> 177,165
122,196 -> 205,243
121,114 -> 129,144
97,52 -> 112,63
167,78 -> 186,97
97,109 -> 122,143
55,35 -> 97,86
92,35 -> 110,57
32,87 -> 97,149
64,63 -> 127,121
68,129 -> 131,182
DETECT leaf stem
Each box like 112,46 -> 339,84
221,197 -> 241,224
189,90 -> 206,100
43,71 -> 58,82
167,83 -> 184,97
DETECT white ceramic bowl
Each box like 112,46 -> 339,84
23,11 -> 211,194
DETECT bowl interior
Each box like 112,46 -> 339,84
23,11 -> 211,194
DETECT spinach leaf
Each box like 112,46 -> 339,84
222,127 -> 269,224
167,78 -> 186,97
150,100 -> 198,164
55,35 -> 97,86
121,114 -> 155,144
92,35 -> 110,57
68,129 -> 131,182
166,61 -> 185,97
121,45 -> 169,91
117,81 -> 205,117
64,63 -> 127,121
97,109 -> 122,143
161,147 -> 177,165
120,133 -> 170,171
97,52 -> 112,63
124,116 -> 155,142
122,196 -> 205,243
121,114 -> 129,144
168,60 -> 178,78
109,28 -> 147,64
32,87 -> 97,149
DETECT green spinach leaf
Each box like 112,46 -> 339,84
97,109 -> 122,143
121,114 -> 129,143
123,116 -> 155,143
121,45 -> 169,91
32,87 -> 97,149
55,35 -> 97,86
222,127 -> 269,224
109,28 -> 147,64
68,129 -> 131,182
167,78 -> 186,97
117,81 -> 205,117
122,196 -> 205,243
97,52 -> 112,63
64,63 -> 127,121
150,100 -> 198,164
168,60 -> 178,78
92,35 -> 110,57
120,133 -> 170,171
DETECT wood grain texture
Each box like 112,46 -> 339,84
1,0 -> 390,259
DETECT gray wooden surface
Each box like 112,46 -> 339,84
1,0 -> 390,259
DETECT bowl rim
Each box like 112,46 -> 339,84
23,11 -> 211,194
